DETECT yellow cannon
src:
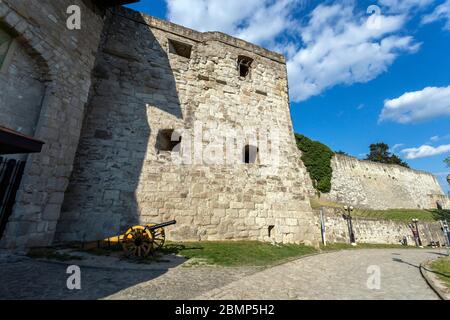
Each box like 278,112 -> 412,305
84,220 -> 177,258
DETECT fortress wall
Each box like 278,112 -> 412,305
56,8 -> 320,245
428,194 -> 450,210
315,207 -> 447,246
0,0 -> 105,249
328,155 -> 445,210
0,37 -> 45,138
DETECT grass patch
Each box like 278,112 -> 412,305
160,241 -> 317,267
429,257 -> 450,290
74,241 -> 316,266
352,208 -> 450,222
310,197 -> 450,222
69,240 -> 427,267
27,248 -> 82,262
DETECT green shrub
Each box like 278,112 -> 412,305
295,133 -> 334,193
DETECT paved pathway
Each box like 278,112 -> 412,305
197,249 -> 446,300
0,252 -> 259,300
0,249 -> 445,299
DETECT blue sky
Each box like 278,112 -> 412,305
126,0 -> 450,192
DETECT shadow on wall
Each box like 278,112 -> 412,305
55,10 -> 182,242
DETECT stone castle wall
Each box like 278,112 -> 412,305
3,2 -> 443,250
327,155 -> 445,210
0,33 -> 45,139
316,207 -> 448,246
0,0 -> 105,249
56,8 -> 319,245
428,194 -> 450,210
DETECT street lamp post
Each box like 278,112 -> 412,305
343,205 -> 356,246
411,218 -> 423,247
447,175 -> 450,195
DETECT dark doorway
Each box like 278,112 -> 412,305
0,157 -> 26,239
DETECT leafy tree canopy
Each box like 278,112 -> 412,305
335,150 -> 349,156
444,157 -> 450,167
295,133 -> 334,193
365,143 -> 409,168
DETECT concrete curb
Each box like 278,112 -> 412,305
419,260 -> 449,301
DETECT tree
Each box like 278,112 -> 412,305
365,142 -> 409,168
295,134 -> 334,193
335,150 -> 349,156
445,157 -> 450,167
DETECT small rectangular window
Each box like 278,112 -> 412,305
268,225 -> 275,237
237,55 -> 253,78
243,145 -> 258,164
156,129 -> 182,152
168,39 -> 192,59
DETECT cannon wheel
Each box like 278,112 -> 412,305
121,225 -> 153,257
146,223 -> 166,250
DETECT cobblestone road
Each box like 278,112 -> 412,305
0,252 -> 259,300
0,249 -> 445,299
197,249 -> 445,300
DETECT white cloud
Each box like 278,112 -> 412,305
166,1 -> 419,102
401,144 -> 450,159
166,0 -> 300,45
422,0 -> 450,29
391,143 -> 404,152
378,0 -> 435,13
287,4 -> 418,101
430,135 -> 440,141
379,85 -> 450,123
430,134 -> 450,142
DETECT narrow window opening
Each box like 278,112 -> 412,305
156,129 -> 182,152
168,39 -> 192,59
268,225 -> 275,237
243,145 -> 258,164
237,55 -> 253,78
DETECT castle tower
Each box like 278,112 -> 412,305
56,7 -> 319,245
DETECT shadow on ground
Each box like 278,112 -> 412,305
0,251 -> 186,300
393,257 -> 450,279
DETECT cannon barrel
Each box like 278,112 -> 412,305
147,220 -> 177,231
